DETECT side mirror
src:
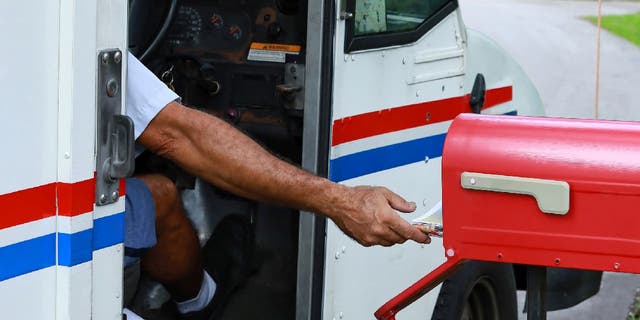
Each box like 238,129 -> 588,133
469,73 -> 486,114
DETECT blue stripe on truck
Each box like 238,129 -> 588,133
329,133 -> 447,182
93,213 -> 125,251
329,111 -> 518,182
0,233 -> 56,281
0,212 -> 125,281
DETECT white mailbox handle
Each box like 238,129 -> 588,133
461,172 -> 570,215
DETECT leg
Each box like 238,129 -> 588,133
136,174 -> 203,302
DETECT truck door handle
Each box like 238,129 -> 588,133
108,115 -> 135,180
461,172 -> 570,215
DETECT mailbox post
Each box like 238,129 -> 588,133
527,266 -> 547,320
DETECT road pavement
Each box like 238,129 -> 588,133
459,1 -> 640,319
461,0 -> 640,120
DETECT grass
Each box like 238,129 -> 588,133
629,289 -> 640,320
585,13 -> 640,47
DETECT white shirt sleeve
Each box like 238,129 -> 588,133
126,52 -> 179,140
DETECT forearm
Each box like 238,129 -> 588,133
140,102 -> 429,246
139,102 -> 344,216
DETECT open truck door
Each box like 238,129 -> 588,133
0,1 -> 131,319
301,0 -> 545,319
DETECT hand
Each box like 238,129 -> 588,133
326,185 -> 431,247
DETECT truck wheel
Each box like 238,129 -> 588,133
432,261 -> 517,320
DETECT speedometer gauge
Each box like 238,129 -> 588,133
209,13 -> 224,30
167,6 -> 202,46
225,25 -> 243,41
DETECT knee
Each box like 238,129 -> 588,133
137,174 -> 181,222
152,175 -> 180,209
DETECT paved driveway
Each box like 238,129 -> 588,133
461,0 -> 640,120
459,1 -> 640,319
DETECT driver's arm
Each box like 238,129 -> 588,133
137,101 -> 430,247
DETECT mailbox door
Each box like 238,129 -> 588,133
443,114 -> 640,275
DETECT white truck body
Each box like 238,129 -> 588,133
0,1 -> 126,319
0,0 -> 542,319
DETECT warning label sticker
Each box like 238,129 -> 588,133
247,42 -> 301,63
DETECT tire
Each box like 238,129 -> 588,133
432,261 -> 517,320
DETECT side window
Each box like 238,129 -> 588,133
345,0 -> 457,52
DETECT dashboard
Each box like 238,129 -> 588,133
130,0 -> 308,159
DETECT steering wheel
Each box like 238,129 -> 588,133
128,0 -> 179,61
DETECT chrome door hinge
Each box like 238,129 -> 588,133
96,49 -> 135,206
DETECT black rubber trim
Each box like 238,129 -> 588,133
310,0 -> 335,319
344,0 -> 458,52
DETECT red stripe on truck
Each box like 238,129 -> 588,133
331,86 -> 513,146
57,179 -> 95,217
0,183 -> 56,230
0,176 -> 127,229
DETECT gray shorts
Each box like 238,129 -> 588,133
124,178 -> 157,267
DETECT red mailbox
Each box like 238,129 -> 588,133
376,114 -> 640,320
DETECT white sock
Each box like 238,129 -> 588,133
175,270 -> 217,314
123,308 -> 145,320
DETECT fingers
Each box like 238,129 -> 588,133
370,224 -> 430,246
387,214 -> 430,244
334,185 -> 431,247
374,188 -> 429,245
418,226 -> 432,244
383,227 -> 407,245
382,188 -> 416,213
379,240 -> 395,247
359,224 -> 406,247
358,227 -> 430,247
